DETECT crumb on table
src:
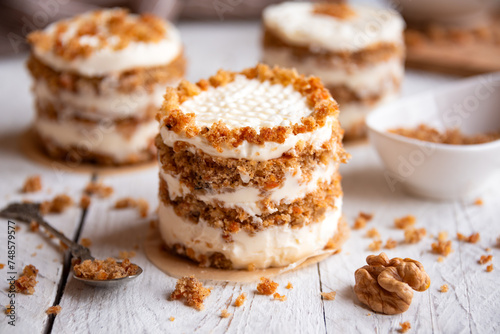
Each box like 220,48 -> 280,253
478,255 -> 493,265
234,292 -> 247,307
321,291 -> 336,301
394,215 -> 416,229
437,256 -> 444,263
384,238 -> 398,249
257,277 -> 278,295
73,258 -> 139,280
29,221 -> 40,232
486,264 -> 494,272
366,228 -> 380,239
170,275 -> 211,311
80,238 -> 92,247
432,240 -> 453,256
0,264 -> 4,269
286,282 -> 293,289
114,197 -> 149,217
353,212 -> 373,229
440,284 -> 448,293
457,232 -> 480,243
15,265 -> 39,295
169,316 -> 175,322
40,194 -> 73,214
220,309 -> 231,318
273,292 -> 287,302
368,240 -> 382,251
79,195 -> 91,209
84,181 -> 114,198
437,231 -> 448,242
118,250 -> 136,259
399,321 -> 411,333
22,175 -> 42,193
46,305 -> 61,315
473,198 -> 483,206
404,227 -> 427,244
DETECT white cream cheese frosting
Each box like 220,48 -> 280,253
263,2 -> 405,52
158,198 -> 342,269
32,9 -> 182,76
160,75 -> 337,161
35,117 -> 157,162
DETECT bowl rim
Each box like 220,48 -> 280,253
366,72 -> 500,152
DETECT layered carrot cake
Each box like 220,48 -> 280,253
262,2 -> 405,140
156,64 -> 349,270
27,8 -> 185,165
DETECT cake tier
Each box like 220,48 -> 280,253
158,197 -> 343,269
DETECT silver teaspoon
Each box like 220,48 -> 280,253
0,202 -> 143,287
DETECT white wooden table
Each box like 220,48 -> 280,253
1,21 -> 499,334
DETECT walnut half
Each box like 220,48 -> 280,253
354,253 -> 430,315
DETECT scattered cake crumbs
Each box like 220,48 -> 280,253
404,227 -> 427,243
80,238 -> 92,247
273,292 -> 287,302
15,265 -> 39,295
437,231 -> 448,242
437,256 -> 444,263
79,195 -> 91,209
220,309 -> 231,318
234,292 -> 247,307
40,194 -> 73,214
394,215 -> 416,229
31,252 -> 37,257
169,317 -> 175,322
384,238 -> 398,249
353,212 -> 373,229
5,306 -> 12,315
15,226 -> 21,232
114,197 -> 149,217
368,240 -> 382,251
286,282 -> 293,289
473,198 -> 483,206
46,305 -> 62,315
366,228 -> 380,239
486,247 -> 491,252
457,232 -> 480,243
84,181 -> 114,198
59,240 -> 69,251
171,275 -> 211,311
321,291 -> 336,301
36,244 -> 43,249
486,264 -> 494,272
22,175 -> 42,193
399,321 -> 411,333
29,221 -> 40,232
440,284 -> 449,293
0,264 -> 4,269
478,255 -> 493,265
432,240 -> 453,256
256,277 -> 278,295
118,250 -> 136,259
73,258 -> 139,280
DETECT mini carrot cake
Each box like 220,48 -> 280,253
27,8 -> 185,165
262,2 -> 405,140
156,64 -> 349,270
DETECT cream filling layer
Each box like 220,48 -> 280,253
34,80 -> 174,120
263,2 -> 405,52
160,117 -> 335,161
161,161 -> 337,216
35,117 -> 158,162
262,50 -> 404,98
33,12 -> 182,76
158,198 -> 342,269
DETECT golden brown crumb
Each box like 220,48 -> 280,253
29,221 -> 40,232
118,250 -> 136,259
169,316 -> 175,322
220,309 -> 231,318
394,215 -> 416,229
389,124 -> 500,145
234,292 -> 247,307
486,264 -> 494,272
457,232 -> 480,243
432,240 -> 453,257
440,284 -> 449,293
136,199 -> 149,217
473,198 -> 483,206
399,321 -> 411,333
247,263 -> 256,272
437,231 -> 448,242
36,244 -> 43,249
368,240 -> 382,251
84,182 -> 114,198
79,195 -> 91,209
73,258 -> 139,280
15,226 -> 21,232
353,212 -> 373,230
256,277 -> 278,295
15,265 -> 39,295
286,282 -> 293,289
31,252 -> 37,257
404,227 -> 427,243
366,228 -> 380,239
170,275 -> 211,311
80,238 -> 92,247
40,194 -> 73,214
46,305 -> 61,315
115,197 -> 149,217
59,240 -> 69,251
22,175 -> 42,193
321,291 -> 336,301
4,305 -> 12,314
384,238 -> 398,249
478,255 -> 493,265
437,256 -> 444,262
486,247 -> 491,252
273,292 -> 287,302
0,264 -> 4,269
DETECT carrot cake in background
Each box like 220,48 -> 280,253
156,64 -> 349,270
262,2 -> 405,140
27,8 -> 186,165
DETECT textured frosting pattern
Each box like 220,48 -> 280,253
263,2 -> 404,52
181,75 -> 311,129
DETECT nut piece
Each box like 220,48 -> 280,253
354,253 -> 431,315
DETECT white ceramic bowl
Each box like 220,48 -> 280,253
367,72 -> 500,200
